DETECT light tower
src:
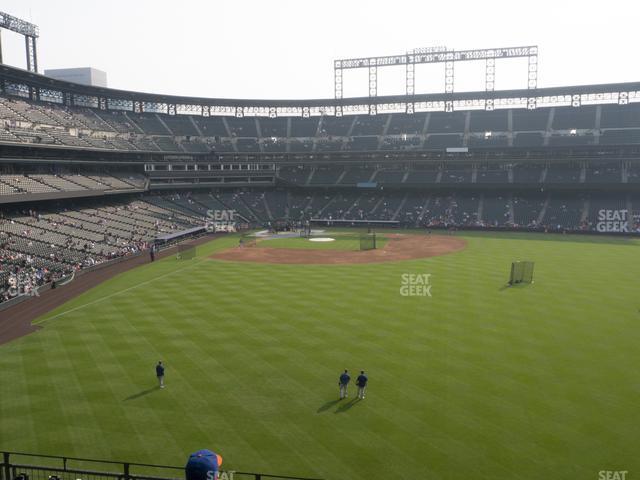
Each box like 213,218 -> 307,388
0,11 -> 40,72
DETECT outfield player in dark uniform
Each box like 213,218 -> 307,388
338,369 -> 350,399
356,370 -> 368,399
156,361 -> 165,388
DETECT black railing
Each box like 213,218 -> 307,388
0,452 -> 322,480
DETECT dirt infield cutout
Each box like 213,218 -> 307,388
210,234 -> 467,265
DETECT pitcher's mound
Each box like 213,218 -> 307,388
210,234 -> 466,265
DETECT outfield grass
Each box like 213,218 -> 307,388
1,232 -> 639,480
259,233 -> 387,251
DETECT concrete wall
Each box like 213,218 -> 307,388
44,67 -> 108,88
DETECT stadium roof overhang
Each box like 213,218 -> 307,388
1,64 -> 640,116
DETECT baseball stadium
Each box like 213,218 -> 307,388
0,6 -> 639,480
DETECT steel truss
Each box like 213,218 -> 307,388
334,45 -> 538,102
0,63 -> 638,120
0,11 -> 39,73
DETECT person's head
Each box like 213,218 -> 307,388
344,369 -> 348,373
361,370 -> 364,374
158,361 -> 162,365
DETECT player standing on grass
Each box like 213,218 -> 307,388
338,369 -> 350,399
356,370 -> 368,399
156,361 -> 165,388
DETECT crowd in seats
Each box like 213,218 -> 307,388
0,197 -> 204,302
2,93 -> 640,154
421,196 -> 453,227
344,192 -> 381,221
214,191 -> 262,223
322,192 -> 361,220
585,195 -> 628,230
0,246 -> 63,303
0,171 -> 146,197
263,191 -> 288,219
399,193 -> 428,225
450,194 -> 480,226
512,194 -> 546,228
481,195 -> 511,227
287,192 -> 312,220
2,184 -> 637,300
544,195 -> 587,231
237,191 -> 269,220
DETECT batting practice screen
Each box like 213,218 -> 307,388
359,233 -> 377,251
176,244 -> 196,260
509,261 -> 534,284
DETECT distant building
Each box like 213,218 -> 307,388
44,67 -> 107,87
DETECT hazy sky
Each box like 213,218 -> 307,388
1,0 -> 639,100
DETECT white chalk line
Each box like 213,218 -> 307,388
33,258 -> 208,326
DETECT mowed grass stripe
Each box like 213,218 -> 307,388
1,232 -> 639,479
